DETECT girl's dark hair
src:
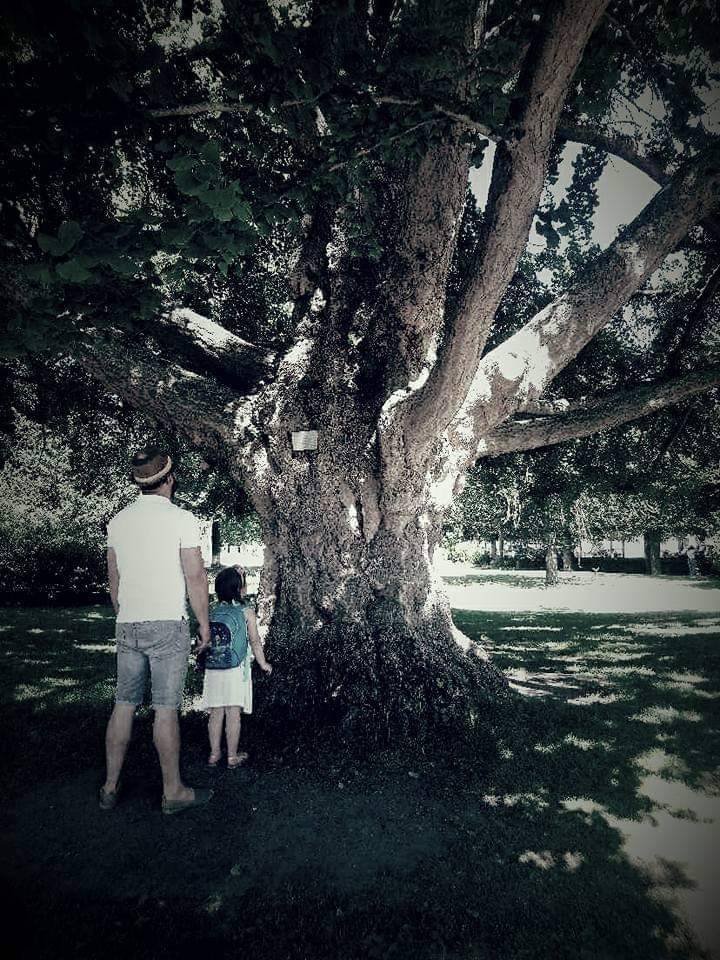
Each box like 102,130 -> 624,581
215,566 -> 246,602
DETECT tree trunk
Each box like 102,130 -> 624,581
250,453 -> 508,743
643,529 -> 662,576
545,543 -> 559,586
498,534 -> 505,560
211,519 -> 222,565
489,539 -> 497,564
561,547 -> 573,571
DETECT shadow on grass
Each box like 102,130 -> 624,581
443,571 -> 545,590
1,605 -> 719,959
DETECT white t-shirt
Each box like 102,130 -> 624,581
107,495 -> 202,623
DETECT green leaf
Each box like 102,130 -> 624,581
24,263 -> 54,283
106,257 -> 137,277
167,154 -> 196,173
174,170 -> 205,196
200,140 -> 221,164
58,221 -> 84,251
38,221 -> 84,257
235,201 -> 254,223
56,258 -> 93,283
37,233 -> 62,256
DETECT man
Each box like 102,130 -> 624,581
100,448 -> 212,815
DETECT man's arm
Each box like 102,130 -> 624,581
180,547 -> 210,648
107,547 -> 120,616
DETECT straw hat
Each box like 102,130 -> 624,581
131,449 -> 173,487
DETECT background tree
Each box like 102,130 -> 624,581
2,0 -> 720,740
0,361 -> 261,600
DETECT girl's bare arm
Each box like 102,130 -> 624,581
245,608 -> 272,673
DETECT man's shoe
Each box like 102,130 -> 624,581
161,788 -> 213,816
99,786 -> 119,810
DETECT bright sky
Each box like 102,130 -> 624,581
469,140 -> 660,253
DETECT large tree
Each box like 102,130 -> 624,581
2,0 -> 720,738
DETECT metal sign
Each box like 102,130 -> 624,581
290,430 -> 319,451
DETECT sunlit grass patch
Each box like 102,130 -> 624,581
482,791 -> 551,811
562,734 -> 613,751
630,706 -> 703,724
630,623 -> 720,636
517,849 -> 585,871
14,683 -> 48,702
75,642 -> 115,653
567,692 -> 625,705
601,665 -> 657,677
663,672 -> 708,684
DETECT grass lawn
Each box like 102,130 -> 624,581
1,574 -> 719,960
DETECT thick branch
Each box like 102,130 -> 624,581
558,122 -> 720,241
558,122 -> 669,183
664,264 -> 720,376
154,308 -> 276,387
407,0 -> 609,447
75,328 -> 257,462
479,366 -> 720,457
148,98 -> 314,120
458,144 -> 720,445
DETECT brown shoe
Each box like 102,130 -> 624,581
99,786 -> 119,810
161,788 -> 213,816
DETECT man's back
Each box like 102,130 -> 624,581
108,495 -> 200,622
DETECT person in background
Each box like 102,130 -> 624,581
101,448 -> 213,815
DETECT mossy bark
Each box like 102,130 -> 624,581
248,458 -> 507,744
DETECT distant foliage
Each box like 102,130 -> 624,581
0,417 -> 128,602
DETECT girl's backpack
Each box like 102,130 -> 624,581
205,603 -> 249,670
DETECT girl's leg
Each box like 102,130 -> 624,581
225,707 -> 246,765
208,707 -> 224,764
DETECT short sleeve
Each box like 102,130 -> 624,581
178,509 -> 201,549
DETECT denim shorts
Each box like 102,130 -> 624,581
115,620 -> 191,710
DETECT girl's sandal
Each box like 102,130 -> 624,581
227,752 -> 249,768
208,753 -> 222,767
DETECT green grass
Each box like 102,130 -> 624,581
1,604 -> 719,960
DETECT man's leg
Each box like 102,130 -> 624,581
103,624 -> 147,800
103,703 -> 135,794
148,621 -> 209,806
153,707 -> 193,803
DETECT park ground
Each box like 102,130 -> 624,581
1,569 -> 719,960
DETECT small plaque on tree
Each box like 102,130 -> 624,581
290,430 -> 319,452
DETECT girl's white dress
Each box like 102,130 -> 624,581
199,608 -> 254,712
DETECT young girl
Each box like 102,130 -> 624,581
200,565 -> 272,767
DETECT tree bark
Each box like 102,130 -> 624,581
244,439 -> 507,742
498,534 -> 505,560
545,543 -> 560,586
490,539 -> 497,563
561,547 -> 573,571
409,0 -> 609,448
479,366 -> 720,458
211,520 -> 222,566
643,529 -> 662,577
